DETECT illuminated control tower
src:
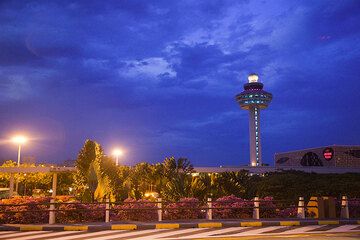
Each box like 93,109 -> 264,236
236,74 -> 272,166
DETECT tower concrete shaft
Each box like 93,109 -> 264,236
249,106 -> 262,166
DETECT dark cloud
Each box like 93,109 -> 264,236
0,0 -> 359,166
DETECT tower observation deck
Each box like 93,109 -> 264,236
235,74 -> 272,166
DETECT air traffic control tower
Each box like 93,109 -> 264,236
236,74 -> 272,166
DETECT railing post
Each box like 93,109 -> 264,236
253,197 -> 259,219
9,173 -> 14,198
206,198 -> 212,220
157,198 -> 162,222
297,197 -> 305,219
340,196 -> 349,219
49,198 -> 55,224
105,197 -> 110,223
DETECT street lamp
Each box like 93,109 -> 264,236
112,148 -> 124,166
11,135 -> 28,194
11,135 -> 28,167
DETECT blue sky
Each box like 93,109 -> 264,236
0,0 -> 359,166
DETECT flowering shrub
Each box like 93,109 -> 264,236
1,196 -> 359,223
56,202 -> 105,223
349,198 -> 360,218
259,196 -> 277,218
277,207 -> 298,218
112,198 -> 157,221
213,195 -> 253,219
0,196 -> 49,224
164,198 -> 205,220
0,196 -> 105,224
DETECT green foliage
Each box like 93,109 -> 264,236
3,139 -> 360,202
161,157 -> 194,201
256,171 -> 360,200
73,139 -> 107,201
0,160 -> 53,195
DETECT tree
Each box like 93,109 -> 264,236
73,139 -> 104,202
216,171 -> 249,198
162,157 -> 195,201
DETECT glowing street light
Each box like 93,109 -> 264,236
11,135 -> 28,167
11,135 -> 28,194
112,148 -> 124,166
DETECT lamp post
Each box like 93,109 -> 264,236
112,148 -> 123,166
11,135 -> 28,194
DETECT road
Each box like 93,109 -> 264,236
0,224 -> 359,240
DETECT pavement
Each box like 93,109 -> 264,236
0,219 -> 359,231
0,224 -> 359,239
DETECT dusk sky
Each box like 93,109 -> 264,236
0,0 -> 359,166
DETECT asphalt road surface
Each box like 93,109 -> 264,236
0,224 -> 359,239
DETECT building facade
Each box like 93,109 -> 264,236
275,145 -> 360,168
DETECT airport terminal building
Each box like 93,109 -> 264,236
275,145 -> 360,169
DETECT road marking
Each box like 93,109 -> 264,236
52,230 -> 123,240
198,222 -> 222,228
7,231 -> 84,240
156,223 -> 180,229
325,224 -> 360,232
281,225 -> 323,234
64,226 -> 88,231
212,227 -> 259,236
111,224 -> 137,230
87,229 -> 167,240
20,225 -> 43,231
280,221 -> 300,226
261,226 -> 294,234
0,231 -> 48,240
159,228 -> 217,239
240,222 -> 262,227
133,228 -> 206,240
308,224 -> 341,231
1,224 -> 360,240
0,231 -> 16,235
233,226 -> 285,236
318,220 -> 339,225
183,227 -> 246,238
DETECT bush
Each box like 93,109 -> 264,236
53,196 -> 105,223
0,196 -> 49,224
112,198 -> 157,221
259,196 -> 277,218
213,195 -> 253,219
164,198 -> 204,220
348,198 -> 360,218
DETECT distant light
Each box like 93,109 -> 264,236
11,135 -> 28,144
248,73 -> 259,83
191,172 -> 199,177
112,148 -> 124,157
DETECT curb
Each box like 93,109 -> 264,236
1,220 -> 359,231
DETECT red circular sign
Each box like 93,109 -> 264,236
323,148 -> 334,160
